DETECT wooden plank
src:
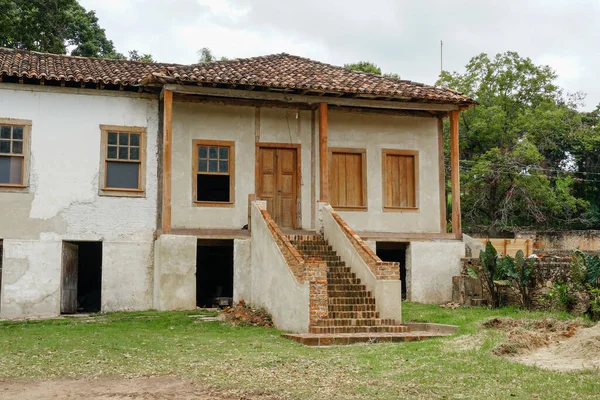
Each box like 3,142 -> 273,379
438,118 -> 447,233
170,228 -> 251,238
61,242 -> 78,314
254,107 -> 260,142
406,155 -> 415,207
310,110 -> 316,228
164,84 -> 461,112
161,89 -> 173,233
449,110 -> 461,239
319,103 -> 328,202
357,231 -> 457,241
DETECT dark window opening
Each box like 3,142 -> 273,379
61,241 -> 102,314
376,242 -> 408,300
196,240 -> 234,307
196,174 -> 230,202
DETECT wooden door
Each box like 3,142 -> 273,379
257,147 -> 297,229
61,242 -> 78,314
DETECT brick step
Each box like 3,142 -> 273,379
329,304 -> 377,312
328,297 -> 375,305
327,290 -> 372,298
329,311 -> 379,319
327,284 -> 366,292
309,325 -> 409,334
286,235 -> 322,241
327,271 -> 355,278
327,278 -> 361,285
281,332 -> 446,346
293,245 -> 333,252
315,318 -> 398,327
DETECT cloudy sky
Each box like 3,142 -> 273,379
80,0 -> 600,110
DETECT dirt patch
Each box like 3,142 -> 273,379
515,324 -> 600,371
0,377 -> 285,400
483,317 -> 580,356
484,317 -> 600,372
223,300 -> 274,328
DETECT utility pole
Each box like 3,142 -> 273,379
440,40 -> 443,75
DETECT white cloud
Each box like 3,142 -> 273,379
77,0 -> 600,109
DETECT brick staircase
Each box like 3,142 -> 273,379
280,234 -> 427,345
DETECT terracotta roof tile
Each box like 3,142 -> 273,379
0,47 -> 474,105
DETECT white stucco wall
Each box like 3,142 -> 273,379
407,240 -> 465,304
250,202 -> 310,332
327,111 -> 442,233
171,102 -> 313,230
0,85 -> 159,317
233,238 -> 252,303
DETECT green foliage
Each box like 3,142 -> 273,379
344,61 -> 400,79
544,281 -> 573,311
0,0 -> 119,57
128,50 -> 154,63
589,286 -> 600,320
439,51 -> 599,233
197,47 -> 229,63
571,250 -> 600,288
470,241 -> 504,307
501,250 -> 535,308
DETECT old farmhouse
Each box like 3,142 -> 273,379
0,47 -> 474,332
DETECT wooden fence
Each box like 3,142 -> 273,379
476,238 -> 533,257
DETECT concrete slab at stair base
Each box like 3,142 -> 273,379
281,323 -> 457,346
153,234 -> 197,311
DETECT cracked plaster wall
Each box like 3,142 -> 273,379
0,86 -> 159,318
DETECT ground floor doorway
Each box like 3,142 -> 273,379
196,239 -> 234,308
376,242 -> 408,300
61,241 -> 102,314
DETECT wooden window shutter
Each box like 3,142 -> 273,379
329,149 -> 367,209
383,150 -> 418,209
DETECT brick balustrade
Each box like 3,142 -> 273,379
328,210 -> 400,280
258,208 -> 328,325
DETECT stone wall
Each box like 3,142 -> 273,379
458,256 -> 573,310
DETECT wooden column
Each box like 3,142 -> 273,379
438,118 -> 447,233
449,110 -> 461,239
162,89 -> 173,233
319,102 -> 328,202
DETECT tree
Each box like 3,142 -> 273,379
128,50 -> 154,63
0,0 -> 119,58
438,51 -> 594,233
0,0 -> 154,61
197,47 -> 229,63
344,60 -> 400,79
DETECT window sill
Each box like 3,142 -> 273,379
383,206 -> 420,213
332,206 -> 368,212
0,184 -> 28,193
99,188 -> 146,198
193,201 -> 235,208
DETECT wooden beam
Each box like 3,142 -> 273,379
172,93 -> 314,110
449,110 -> 461,239
162,89 -> 173,233
438,118 -> 447,233
163,84 -> 460,112
310,109 -> 316,228
319,102 -> 329,202
328,105 -> 439,118
254,107 -> 260,142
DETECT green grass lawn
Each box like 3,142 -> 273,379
0,303 -> 598,399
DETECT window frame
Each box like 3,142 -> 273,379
381,149 -> 420,212
98,125 -> 146,198
0,118 -> 32,193
192,139 -> 235,207
328,147 -> 368,211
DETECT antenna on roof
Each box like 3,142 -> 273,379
440,40 -> 443,76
